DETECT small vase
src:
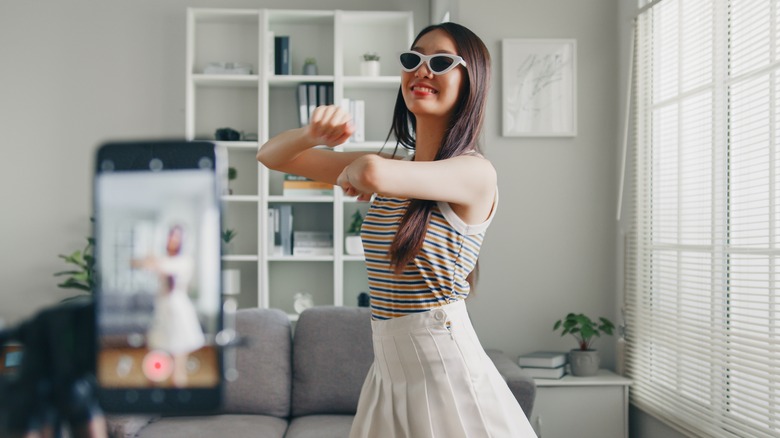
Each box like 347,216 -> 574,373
360,60 -> 380,77
569,349 -> 600,376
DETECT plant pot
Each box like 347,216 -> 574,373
360,60 -> 380,77
222,269 -> 241,296
569,349 -> 600,376
303,63 -> 318,75
345,235 -> 364,255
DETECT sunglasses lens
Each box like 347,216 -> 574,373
430,55 -> 456,73
400,52 -> 421,70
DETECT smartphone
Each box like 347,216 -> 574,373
94,140 -> 224,412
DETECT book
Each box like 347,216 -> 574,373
274,36 -> 290,75
517,351 -> 568,368
283,174 -> 332,196
293,231 -> 333,256
521,365 -> 566,379
267,31 -> 275,74
318,84 -> 328,107
268,208 -> 282,256
279,204 -> 293,255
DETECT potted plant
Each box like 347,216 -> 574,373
360,52 -> 380,76
553,313 -> 615,376
302,57 -> 318,75
228,166 -> 237,194
345,210 -> 364,255
54,237 -> 96,295
222,228 -> 237,254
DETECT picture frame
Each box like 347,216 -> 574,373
502,39 -> 577,137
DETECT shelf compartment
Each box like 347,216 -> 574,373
194,86 -> 259,142
268,10 -> 335,77
224,148 -> 260,197
223,202 -> 258,257
221,259 -> 258,309
338,11 -> 413,77
343,76 -> 401,89
343,259 -> 370,309
190,10 -> 259,75
268,260 -> 334,314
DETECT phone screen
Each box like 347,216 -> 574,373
94,141 -> 223,412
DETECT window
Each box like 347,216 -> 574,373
626,0 -> 779,437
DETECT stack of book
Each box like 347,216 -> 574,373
293,231 -> 333,256
517,351 -> 568,379
283,174 -> 333,196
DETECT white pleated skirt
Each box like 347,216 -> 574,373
349,300 -> 537,438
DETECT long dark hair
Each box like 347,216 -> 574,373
387,22 -> 491,286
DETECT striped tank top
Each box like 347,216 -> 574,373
360,192 -> 498,320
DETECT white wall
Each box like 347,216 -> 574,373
0,0 -> 428,327
0,0 -> 622,377
453,0 -> 622,368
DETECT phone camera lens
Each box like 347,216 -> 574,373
101,160 -> 115,172
198,157 -> 213,169
149,158 -> 163,171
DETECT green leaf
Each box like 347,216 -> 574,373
553,320 -> 562,330
54,270 -> 82,277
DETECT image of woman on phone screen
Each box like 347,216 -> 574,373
258,22 -> 537,437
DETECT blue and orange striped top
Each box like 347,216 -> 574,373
361,192 -> 498,320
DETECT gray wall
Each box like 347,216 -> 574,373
453,0 -> 621,370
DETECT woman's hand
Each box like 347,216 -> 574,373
337,161 -> 374,202
305,105 -> 355,148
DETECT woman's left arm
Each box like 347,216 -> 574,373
337,154 -> 497,223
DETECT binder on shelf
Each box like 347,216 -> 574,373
307,84 -> 317,120
297,84 -> 308,126
318,84 -> 328,107
279,204 -> 293,255
517,351 -> 568,368
274,36 -> 290,75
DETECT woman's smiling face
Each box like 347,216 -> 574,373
401,29 -> 465,119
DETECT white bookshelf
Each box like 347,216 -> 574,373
185,8 -> 414,314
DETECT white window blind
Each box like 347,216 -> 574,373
626,0 -> 779,437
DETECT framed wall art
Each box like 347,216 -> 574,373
502,39 -> 577,137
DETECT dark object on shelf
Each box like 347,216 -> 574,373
275,36 -> 290,75
358,292 -> 370,307
215,128 -> 241,141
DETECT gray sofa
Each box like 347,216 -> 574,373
108,306 -> 535,437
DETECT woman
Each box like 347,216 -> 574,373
133,225 -> 205,387
258,22 -> 536,438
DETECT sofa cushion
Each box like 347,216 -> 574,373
285,415 -> 355,438
224,307 -> 292,417
485,349 -> 536,418
137,414 -> 287,438
291,306 -> 373,416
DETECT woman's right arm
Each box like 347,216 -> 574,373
256,105 -> 371,185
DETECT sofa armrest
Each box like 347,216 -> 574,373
106,414 -> 159,438
486,349 -> 536,418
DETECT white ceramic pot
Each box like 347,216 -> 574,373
345,235 -> 364,255
360,60 -> 380,77
222,269 -> 241,296
569,349 -> 600,376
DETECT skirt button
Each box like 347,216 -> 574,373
433,309 -> 446,321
